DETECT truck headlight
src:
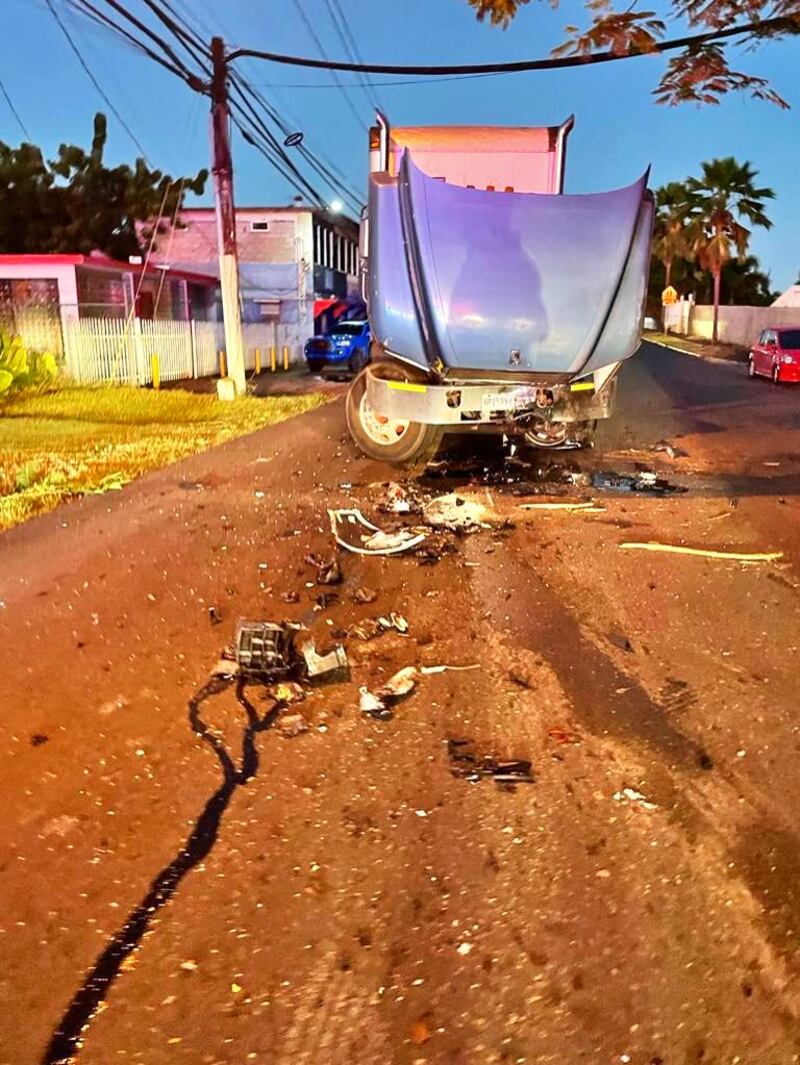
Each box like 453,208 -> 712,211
782,355 -> 794,364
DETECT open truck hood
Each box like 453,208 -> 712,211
368,153 -> 653,378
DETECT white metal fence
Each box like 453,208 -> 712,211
61,318 -> 287,385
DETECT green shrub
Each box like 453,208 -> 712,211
0,332 -> 59,395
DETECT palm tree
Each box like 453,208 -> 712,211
653,181 -> 692,291
686,158 -> 774,342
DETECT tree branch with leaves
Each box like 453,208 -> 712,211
466,0 -> 799,107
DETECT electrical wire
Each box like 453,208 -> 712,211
228,15 -> 798,75
290,0 -> 367,130
0,77 -> 33,141
46,0 -> 151,159
321,0 -> 382,113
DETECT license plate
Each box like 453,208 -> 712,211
482,388 -> 533,412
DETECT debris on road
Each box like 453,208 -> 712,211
423,493 -> 487,531
613,786 -> 658,811
349,613 -> 409,641
619,541 -> 784,563
272,681 -> 305,703
654,439 -> 688,459
548,727 -> 580,745
378,481 -> 416,514
607,632 -> 634,653
329,508 -> 427,555
235,620 -> 295,679
519,500 -> 605,513
305,553 -> 343,585
280,590 -> 300,604
447,738 -> 534,786
276,712 -> 309,738
359,686 -> 393,721
208,606 -> 222,626
377,665 -> 418,700
301,641 -> 349,683
351,585 -> 378,604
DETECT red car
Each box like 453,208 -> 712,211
749,326 -> 800,384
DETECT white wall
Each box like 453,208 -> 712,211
663,301 -> 800,346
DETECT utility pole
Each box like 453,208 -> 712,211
210,36 -> 246,397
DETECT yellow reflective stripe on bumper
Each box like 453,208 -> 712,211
387,381 -> 427,393
570,382 -> 595,392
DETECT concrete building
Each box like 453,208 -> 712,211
0,253 -> 218,356
772,284 -> 800,308
157,205 -> 362,360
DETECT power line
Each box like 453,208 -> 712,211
46,0 -> 151,159
290,0 -> 367,131
321,0 -> 382,113
228,15 -> 799,76
0,78 -> 33,142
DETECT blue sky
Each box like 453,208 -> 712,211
3,0 -> 799,288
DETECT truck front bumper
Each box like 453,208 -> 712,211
365,365 -> 618,426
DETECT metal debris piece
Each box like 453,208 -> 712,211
329,508 -> 427,556
519,500 -> 604,512
208,606 -> 222,626
301,641 -> 349,683
654,439 -> 688,459
348,618 -> 384,641
619,542 -> 783,562
423,493 -> 487,531
235,620 -> 294,679
447,737 -> 534,786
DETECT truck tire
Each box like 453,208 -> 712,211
524,419 -> 596,450
346,366 -> 443,466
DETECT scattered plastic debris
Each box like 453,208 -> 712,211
349,613 -> 409,641
619,542 -> 783,562
359,686 -> 393,721
301,641 -> 349,683
377,665 -> 418,700
329,508 -> 427,556
612,787 -> 657,811
447,738 -> 534,787
423,493 -> 487,531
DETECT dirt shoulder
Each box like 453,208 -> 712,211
644,330 -> 747,362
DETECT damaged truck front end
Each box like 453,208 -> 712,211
346,115 -> 654,464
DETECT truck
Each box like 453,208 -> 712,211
346,113 -> 653,465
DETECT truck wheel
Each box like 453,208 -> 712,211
524,419 -> 596,450
346,368 -> 443,466
348,348 -> 368,374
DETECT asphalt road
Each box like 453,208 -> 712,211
2,342 -> 800,1065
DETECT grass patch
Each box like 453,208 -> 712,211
644,331 -> 746,362
0,385 -> 327,530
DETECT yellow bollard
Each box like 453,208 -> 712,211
218,350 -> 227,378
270,346 -> 277,373
254,348 -> 261,374
282,345 -> 289,372
151,353 -> 160,390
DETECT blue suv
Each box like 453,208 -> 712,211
305,320 -> 371,375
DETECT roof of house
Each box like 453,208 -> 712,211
0,253 -> 218,287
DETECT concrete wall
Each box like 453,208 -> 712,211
663,301 -> 800,346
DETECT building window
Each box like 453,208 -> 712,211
250,221 -> 270,232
